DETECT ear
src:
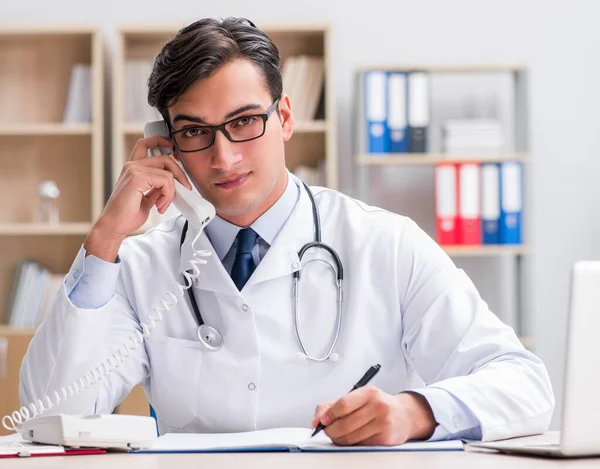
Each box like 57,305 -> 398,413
278,94 -> 294,142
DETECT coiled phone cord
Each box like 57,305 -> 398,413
2,229 -> 209,433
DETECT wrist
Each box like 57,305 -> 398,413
399,391 -> 437,441
84,223 -> 125,263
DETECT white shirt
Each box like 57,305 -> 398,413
205,173 -> 299,274
19,173 -> 554,441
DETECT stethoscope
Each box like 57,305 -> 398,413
180,181 -> 344,362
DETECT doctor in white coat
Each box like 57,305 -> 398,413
19,17 -> 554,445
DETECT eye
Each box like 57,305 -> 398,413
232,116 -> 257,128
183,127 -> 210,138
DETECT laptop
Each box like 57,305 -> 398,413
469,261 -> 600,458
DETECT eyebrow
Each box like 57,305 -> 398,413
172,103 -> 264,125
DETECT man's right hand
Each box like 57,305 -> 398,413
84,136 -> 193,262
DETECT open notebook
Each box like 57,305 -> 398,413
132,427 -> 463,453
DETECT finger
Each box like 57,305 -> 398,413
312,402 -> 334,428
142,155 -> 192,190
323,387 -> 373,426
132,167 -> 175,211
140,187 -> 162,213
330,419 -> 381,447
324,401 -> 376,440
129,136 -> 174,162
142,168 -> 177,213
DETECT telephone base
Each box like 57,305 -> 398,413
19,414 -> 158,450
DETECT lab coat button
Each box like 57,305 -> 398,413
248,383 -> 256,391
73,269 -> 80,277
292,262 -> 299,269
241,304 -> 249,312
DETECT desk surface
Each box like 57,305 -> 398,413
3,432 -> 599,468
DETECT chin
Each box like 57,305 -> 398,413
214,195 -> 264,219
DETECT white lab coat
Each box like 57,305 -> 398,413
19,184 -> 554,441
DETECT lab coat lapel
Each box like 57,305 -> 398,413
178,228 -> 238,295
246,182 -> 314,287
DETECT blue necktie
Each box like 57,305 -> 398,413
231,228 -> 259,291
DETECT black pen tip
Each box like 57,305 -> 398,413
311,423 -> 324,438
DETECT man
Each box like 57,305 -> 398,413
20,17 -> 554,445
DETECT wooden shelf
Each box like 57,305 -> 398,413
0,26 -> 97,36
356,153 -> 529,166
123,120 -> 327,136
295,120 -> 327,133
0,29 -> 103,426
443,245 -> 529,257
358,64 -> 526,73
0,123 -> 92,136
0,223 -> 91,235
123,123 -> 148,135
118,22 -> 330,37
0,325 -> 36,336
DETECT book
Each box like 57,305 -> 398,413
281,55 -> 324,121
6,260 -> 65,327
132,427 -> 464,453
63,63 -> 92,123
124,59 -> 162,122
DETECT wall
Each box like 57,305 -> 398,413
3,0 -> 600,429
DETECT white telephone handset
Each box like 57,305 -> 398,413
1,121 -> 215,449
143,120 -> 215,229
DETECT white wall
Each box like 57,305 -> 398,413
3,0 -> 600,430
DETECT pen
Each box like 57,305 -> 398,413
311,364 -> 381,438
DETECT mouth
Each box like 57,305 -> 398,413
215,172 -> 251,190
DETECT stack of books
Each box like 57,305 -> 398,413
442,119 -> 504,154
281,55 -> 325,121
6,260 -> 65,328
124,59 -> 162,122
361,70 -> 430,154
434,162 -> 523,246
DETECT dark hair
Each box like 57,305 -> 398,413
148,17 -> 282,121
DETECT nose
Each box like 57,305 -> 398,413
210,129 -> 243,172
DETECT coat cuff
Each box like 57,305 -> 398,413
408,386 -> 482,441
65,245 -> 121,309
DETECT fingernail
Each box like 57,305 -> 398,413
321,414 -> 331,426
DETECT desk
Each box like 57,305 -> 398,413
3,433 -> 598,468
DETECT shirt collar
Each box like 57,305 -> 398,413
204,171 -> 300,260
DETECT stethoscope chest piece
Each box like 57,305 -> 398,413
197,324 -> 224,351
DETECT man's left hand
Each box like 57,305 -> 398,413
311,387 -> 437,446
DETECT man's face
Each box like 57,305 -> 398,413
168,59 -> 294,223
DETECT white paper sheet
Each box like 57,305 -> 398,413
146,427 -> 313,451
0,433 -> 65,456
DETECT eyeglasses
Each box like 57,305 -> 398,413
170,98 -> 280,153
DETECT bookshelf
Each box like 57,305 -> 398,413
113,23 -> 336,231
112,22 -> 336,414
0,27 -> 103,434
354,64 -> 530,343
356,153 -> 529,166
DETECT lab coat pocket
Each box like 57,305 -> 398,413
146,335 -> 204,429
